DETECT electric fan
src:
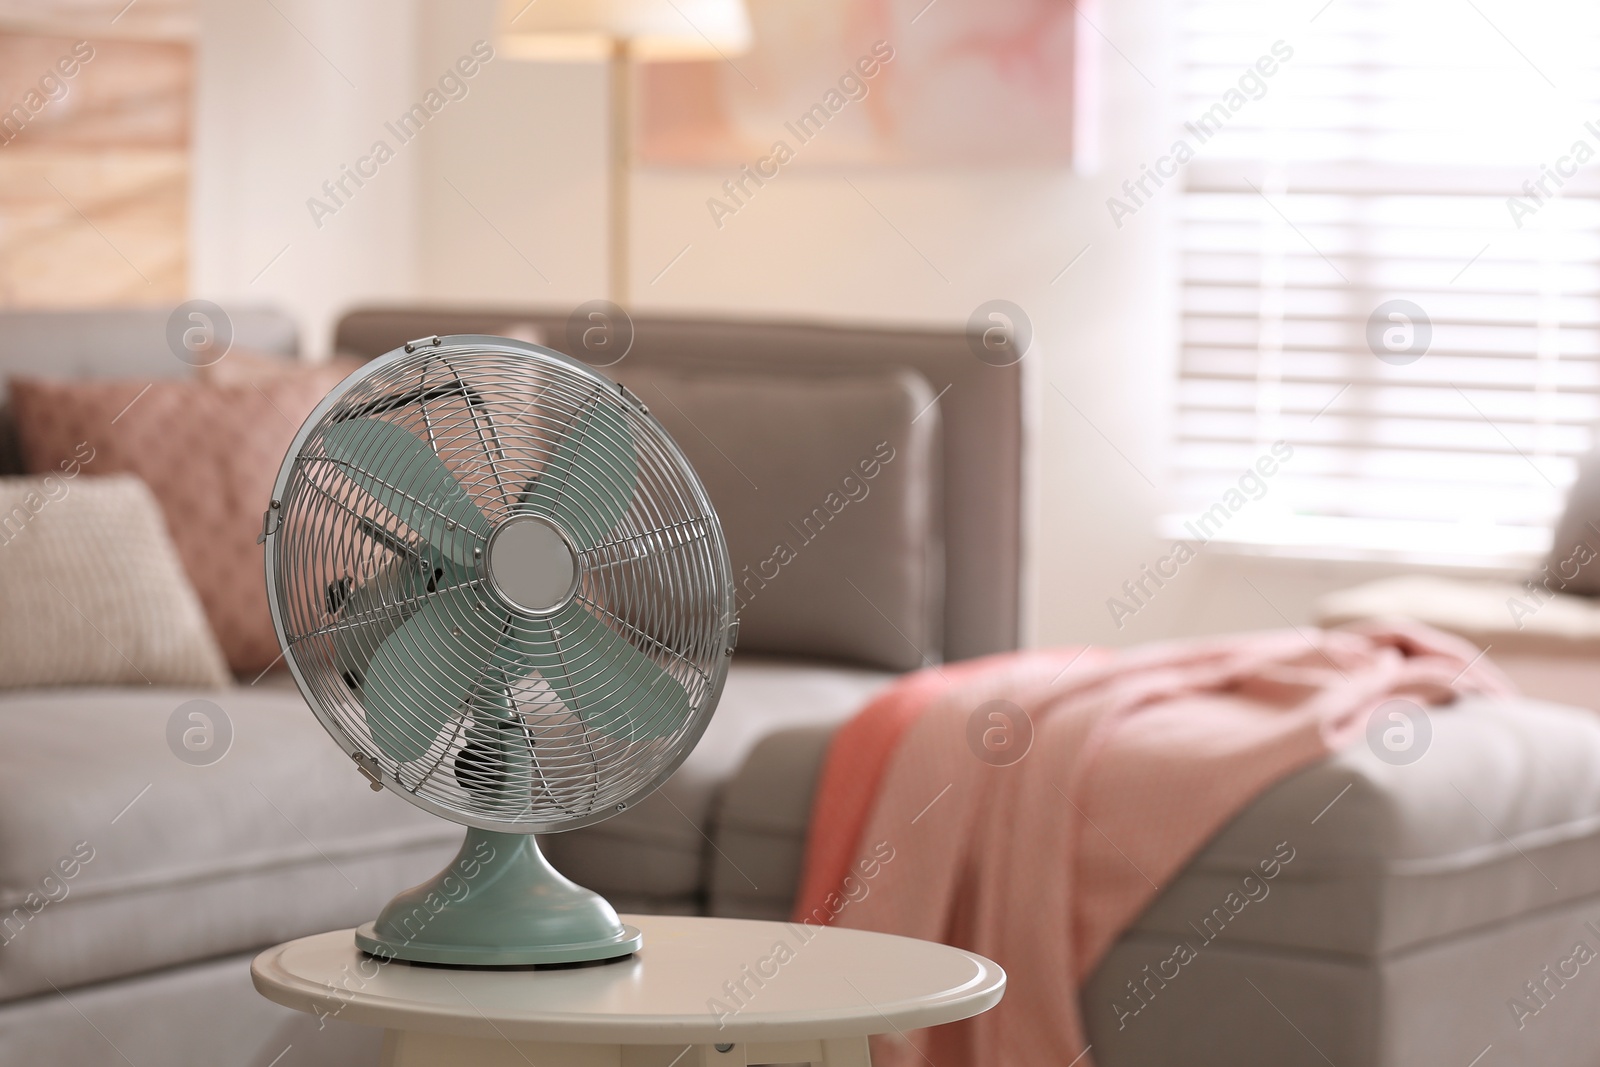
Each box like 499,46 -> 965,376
260,334 -> 736,965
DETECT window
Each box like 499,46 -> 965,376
1170,0 -> 1600,564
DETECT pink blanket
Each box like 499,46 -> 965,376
792,621 -> 1513,1067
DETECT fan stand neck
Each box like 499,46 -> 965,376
354,828 -> 641,967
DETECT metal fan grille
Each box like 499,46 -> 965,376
264,339 -> 735,833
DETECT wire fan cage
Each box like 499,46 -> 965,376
265,339 -> 735,833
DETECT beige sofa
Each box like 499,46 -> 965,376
7,305 -> 1600,1067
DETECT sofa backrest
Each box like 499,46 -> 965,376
333,306 -> 1023,662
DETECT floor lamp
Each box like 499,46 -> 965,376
497,0 -> 753,307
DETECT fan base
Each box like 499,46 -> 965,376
354,921 -> 642,967
354,828 -> 642,967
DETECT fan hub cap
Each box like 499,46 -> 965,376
484,515 -> 578,614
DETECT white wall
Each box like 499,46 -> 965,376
408,0 -> 1196,647
196,0 -> 1493,647
192,0 -> 421,355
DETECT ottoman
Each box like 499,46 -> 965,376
714,693 -> 1600,1067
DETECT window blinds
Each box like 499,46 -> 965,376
1171,0 -> 1600,562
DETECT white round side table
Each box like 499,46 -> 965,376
252,914 -> 1004,1067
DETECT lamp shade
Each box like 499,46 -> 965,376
498,0 -> 752,61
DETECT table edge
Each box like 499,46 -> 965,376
251,923 -> 1006,1045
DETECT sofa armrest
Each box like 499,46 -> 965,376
1314,575 -> 1600,657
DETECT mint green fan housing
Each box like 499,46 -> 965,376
262,335 -> 736,965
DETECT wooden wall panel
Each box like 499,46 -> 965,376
0,27 -> 190,307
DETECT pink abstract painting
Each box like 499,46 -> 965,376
638,0 -> 1098,167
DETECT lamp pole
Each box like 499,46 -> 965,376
608,37 -> 632,308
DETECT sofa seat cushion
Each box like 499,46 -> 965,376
539,656 -> 891,906
0,686 -> 460,1003
1126,694 -> 1600,957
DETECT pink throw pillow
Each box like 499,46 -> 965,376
9,371 -> 345,675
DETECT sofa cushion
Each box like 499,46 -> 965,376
0,655 -> 890,1003
1085,889 -> 1600,1067
711,693 -> 1600,959
0,475 -> 231,690
618,367 -> 943,672
9,374 -> 334,676
0,685 -> 460,1003
540,656 -> 891,908
1124,693 -> 1600,957
0,948 -> 384,1067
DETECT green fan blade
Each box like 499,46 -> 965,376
323,418 -> 490,566
520,397 -> 636,550
361,583 -> 506,763
331,550 -> 458,692
500,604 -> 692,742
332,557 -> 428,690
